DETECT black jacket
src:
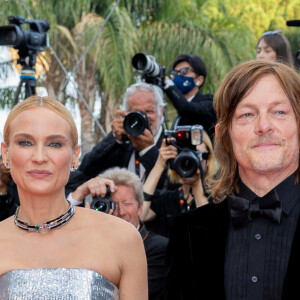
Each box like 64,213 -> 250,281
66,130 -> 166,195
139,222 -> 169,300
165,85 -> 216,142
165,199 -> 300,299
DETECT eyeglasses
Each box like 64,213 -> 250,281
262,29 -> 282,37
170,67 -> 194,79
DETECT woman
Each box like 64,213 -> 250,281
141,130 -> 216,237
0,96 -> 147,299
256,29 -> 294,67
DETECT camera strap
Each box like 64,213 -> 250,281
135,150 -> 140,177
179,187 -> 195,212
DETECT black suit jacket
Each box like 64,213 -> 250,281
66,129 -> 166,195
165,200 -> 300,299
164,86 -> 216,142
139,222 -> 169,300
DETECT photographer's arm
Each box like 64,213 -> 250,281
141,139 -> 177,222
164,85 -> 215,121
69,176 -> 116,204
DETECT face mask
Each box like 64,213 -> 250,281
173,75 -> 195,94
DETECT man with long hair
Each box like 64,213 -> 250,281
165,60 -> 300,300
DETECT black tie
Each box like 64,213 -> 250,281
228,189 -> 282,228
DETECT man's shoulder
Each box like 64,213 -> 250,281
142,223 -> 168,249
193,91 -> 214,102
144,230 -> 168,256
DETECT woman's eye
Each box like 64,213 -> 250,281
49,142 -> 63,148
18,140 -> 32,146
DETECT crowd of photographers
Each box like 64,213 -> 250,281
1,16 -> 300,297
0,52 -> 217,299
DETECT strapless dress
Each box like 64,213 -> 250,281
0,268 -> 119,299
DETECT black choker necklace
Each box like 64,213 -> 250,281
14,200 -> 75,232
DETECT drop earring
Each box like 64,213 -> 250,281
70,166 -> 76,172
4,163 -> 10,170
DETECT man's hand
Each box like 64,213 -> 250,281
112,109 -> 127,142
129,128 -> 155,152
72,176 -> 116,203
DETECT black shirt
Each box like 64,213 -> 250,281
150,187 -> 196,237
225,172 -> 300,300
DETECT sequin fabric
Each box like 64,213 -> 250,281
0,268 -> 119,299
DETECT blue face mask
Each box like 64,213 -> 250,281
173,75 -> 195,94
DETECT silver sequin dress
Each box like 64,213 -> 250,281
0,268 -> 119,299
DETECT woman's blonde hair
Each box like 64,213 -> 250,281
4,96 -> 78,148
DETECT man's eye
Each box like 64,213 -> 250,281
18,140 -> 32,146
241,113 -> 253,118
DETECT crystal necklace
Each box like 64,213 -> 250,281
14,200 -> 75,232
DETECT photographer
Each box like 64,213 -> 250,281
71,167 -> 168,300
0,156 -> 17,221
164,54 -> 216,142
66,82 -> 167,199
140,130 -> 217,237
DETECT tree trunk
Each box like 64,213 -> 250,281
44,57 -> 67,103
76,60 -> 98,157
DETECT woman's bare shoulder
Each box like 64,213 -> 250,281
74,207 -> 140,240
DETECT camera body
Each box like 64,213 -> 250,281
90,186 -> 115,214
0,15 -> 49,53
123,110 -> 150,136
165,125 -> 204,178
132,53 -> 166,89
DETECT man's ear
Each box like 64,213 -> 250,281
138,202 -> 144,217
195,75 -> 204,87
160,106 -> 164,119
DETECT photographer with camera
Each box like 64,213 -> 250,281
140,129 -> 217,238
164,54 -> 217,142
65,82 -> 167,200
72,167 -> 168,300
0,156 -> 16,221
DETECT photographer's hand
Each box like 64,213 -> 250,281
72,176 -> 116,203
112,109 -> 127,142
129,128 -> 155,152
179,169 -> 208,207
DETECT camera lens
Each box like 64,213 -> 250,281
90,197 -> 115,214
132,53 -> 161,77
174,150 -> 200,178
123,110 -> 149,136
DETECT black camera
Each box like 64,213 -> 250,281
0,15 -> 49,53
165,125 -> 204,178
123,110 -> 150,136
90,186 -> 115,214
132,53 -> 166,88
